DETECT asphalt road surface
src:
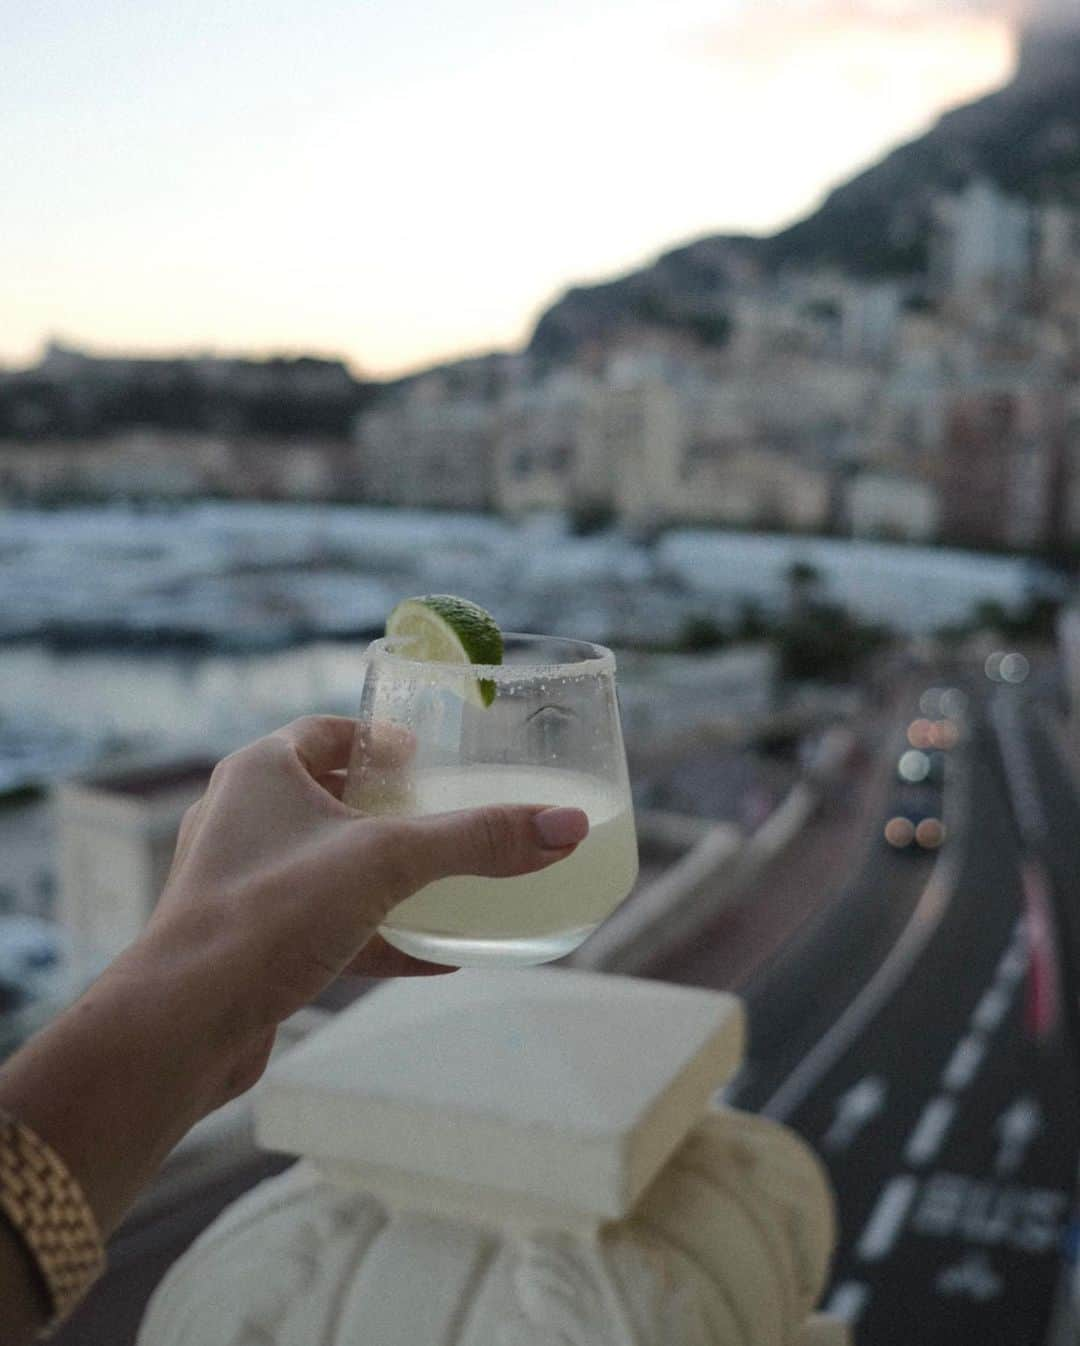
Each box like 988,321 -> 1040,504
713,685 -> 1080,1344
50,677 -> 1080,1346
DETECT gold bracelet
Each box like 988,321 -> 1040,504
0,1109 -> 106,1330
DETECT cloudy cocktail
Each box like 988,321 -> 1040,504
346,625 -> 638,966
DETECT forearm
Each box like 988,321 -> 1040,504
0,1216 -> 49,1343
0,936 -> 267,1341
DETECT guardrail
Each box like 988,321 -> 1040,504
569,726 -> 857,976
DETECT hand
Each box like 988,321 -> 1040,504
139,715 -> 589,1094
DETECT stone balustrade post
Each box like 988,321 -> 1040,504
139,969 -> 849,1345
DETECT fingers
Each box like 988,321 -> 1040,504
270,716 -> 357,777
316,770 -> 348,800
351,721 -> 416,772
269,716 -> 416,781
341,933 -> 458,977
170,796 -> 206,869
342,722 -> 418,814
399,804 -> 589,888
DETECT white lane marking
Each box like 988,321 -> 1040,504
990,694 -> 1047,843
911,1172 -> 1070,1253
996,939 -> 1029,984
763,826 -> 963,1121
942,1034 -> 987,1091
823,1076 -> 887,1152
856,1176 -> 920,1262
972,984 -> 1012,1032
994,1097 -> 1042,1177
824,1281 -> 872,1323
905,1096 -> 958,1167
935,1250 -> 1003,1302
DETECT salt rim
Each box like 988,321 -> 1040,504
363,632 -> 616,683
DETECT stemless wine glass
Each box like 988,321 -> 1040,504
344,633 -> 638,967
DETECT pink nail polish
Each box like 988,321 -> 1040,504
534,807 -> 589,849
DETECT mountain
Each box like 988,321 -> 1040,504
528,23 -> 1080,361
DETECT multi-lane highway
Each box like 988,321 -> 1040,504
651,678 -> 1080,1343
51,669 -> 1080,1346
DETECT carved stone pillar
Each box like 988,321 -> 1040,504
139,969 -> 848,1345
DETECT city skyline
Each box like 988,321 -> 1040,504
4,1 -> 1017,379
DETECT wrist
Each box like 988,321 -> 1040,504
112,929 -> 273,1117
0,917 -> 273,1246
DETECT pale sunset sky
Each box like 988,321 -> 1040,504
2,1 -> 1029,378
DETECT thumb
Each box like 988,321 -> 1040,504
405,804 -> 589,886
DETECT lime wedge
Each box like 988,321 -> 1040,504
386,594 -> 503,707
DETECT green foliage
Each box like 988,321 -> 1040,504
787,560 -> 822,588
678,614 -> 728,652
969,596 -> 1061,642
667,591 -> 889,680
568,501 -> 616,536
627,291 -> 732,350
684,313 -> 732,348
734,600 -> 769,641
0,359 -> 373,441
801,299 -> 840,323
777,600 -> 890,682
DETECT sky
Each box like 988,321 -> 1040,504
1,1 -> 1027,378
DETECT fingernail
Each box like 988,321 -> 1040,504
534,807 -> 589,849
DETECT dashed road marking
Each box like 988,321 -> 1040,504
824,1280 -> 872,1323
972,985 -> 1012,1032
994,1097 -> 1043,1178
996,940 -> 1030,984
856,1176 -> 920,1262
942,1035 -> 987,1091
823,1076 -> 887,1152
905,1096 -> 958,1167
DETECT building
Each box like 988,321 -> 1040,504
494,370 -> 598,516
599,377 -> 684,532
55,759 -> 212,967
1037,203 -> 1080,292
839,281 -> 903,365
1059,601 -> 1080,743
940,379 -> 1066,550
1061,386 -> 1080,549
846,470 -> 941,542
354,376 -> 497,511
931,179 -> 1035,311
0,431 -> 361,505
616,644 -> 779,760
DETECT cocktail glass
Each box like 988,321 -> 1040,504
345,633 -> 638,967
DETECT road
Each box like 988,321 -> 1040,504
647,682 -> 1080,1342
50,676 -> 1080,1345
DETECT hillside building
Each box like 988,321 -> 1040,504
940,378 -> 1066,551
931,179 -> 1035,311
354,376 -> 496,511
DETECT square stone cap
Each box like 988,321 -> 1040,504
256,968 -> 744,1226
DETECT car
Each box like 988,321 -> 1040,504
897,749 -> 946,787
883,783 -> 946,852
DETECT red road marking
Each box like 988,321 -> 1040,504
1021,860 -> 1059,1041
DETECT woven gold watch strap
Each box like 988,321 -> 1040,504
0,1110 -> 106,1327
